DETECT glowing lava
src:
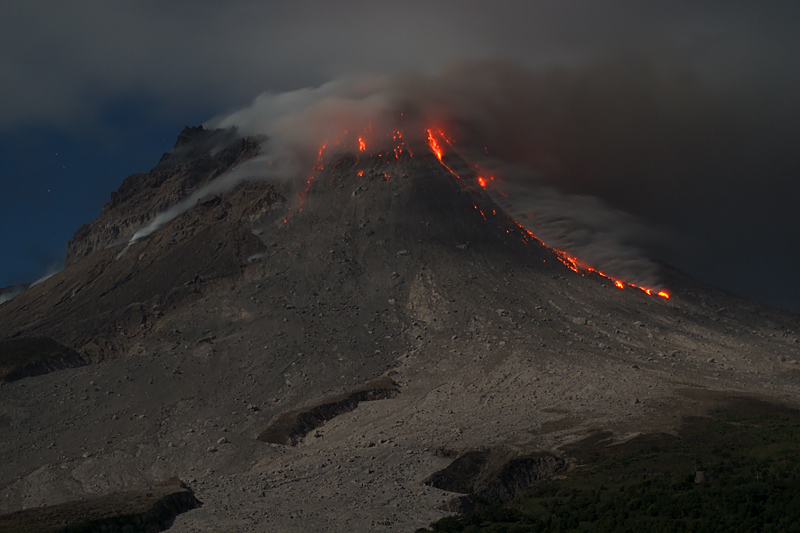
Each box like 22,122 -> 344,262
421,129 -> 670,299
426,129 -> 446,162
285,124 -> 670,301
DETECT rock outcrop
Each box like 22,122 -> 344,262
0,477 -> 200,532
65,126 -> 262,267
425,448 -> 567,512
258,377 -> 399,445
1,337 -> 88,382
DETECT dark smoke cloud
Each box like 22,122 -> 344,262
5,2 -> 797,131
406,59 -> 800,307
413,60 -> 800,308
2,1 -> 799,309
207,56 -> 800,298
207,68 -> 669,288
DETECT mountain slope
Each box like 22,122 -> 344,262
0,129 -> 798,531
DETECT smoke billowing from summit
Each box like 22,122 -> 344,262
2,2 -> 800,311
206,59 -> 721,289
202,54 -> 800,303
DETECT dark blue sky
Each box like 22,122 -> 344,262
0,101 -> 208,287
1,1 -> 799,311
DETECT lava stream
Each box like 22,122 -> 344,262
423,128 -> 669,299
284,124 -> 669,300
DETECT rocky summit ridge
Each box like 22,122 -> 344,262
65,126 -> 261,268
0,127 -> 799,531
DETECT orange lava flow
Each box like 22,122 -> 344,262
299,143 -> 327,203
426,129 -> 445,162
513,220 -> 667,296
422,130 -> 670,300
426,128 -> 463,179
280,143 -> 328,226
289,125 -> 671,301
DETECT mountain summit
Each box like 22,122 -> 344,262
1,126 -> 799,531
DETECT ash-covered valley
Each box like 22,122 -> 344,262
1,126 -> 799,532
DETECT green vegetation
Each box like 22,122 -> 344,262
0,337 -> 74,380
422,400 -> 800,532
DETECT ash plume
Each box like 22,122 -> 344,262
201,59 -> 697,288
3,2 -> 799,311
122,54 -> 797,296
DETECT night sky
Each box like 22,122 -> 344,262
1,2 -> 799,311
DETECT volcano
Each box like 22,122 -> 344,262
1,126 -> 799,531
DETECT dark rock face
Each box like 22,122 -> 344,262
425,449 -> 566,513
5,350 -> 86,382
1,337 -> 88,382
487,454 -> 567,503
0,477 -> 200,532
0,283 -> 29,305
65,126 -> 262,268
424,450 -> 491,494
0,180 -> 278,361
258,377 -> 399,445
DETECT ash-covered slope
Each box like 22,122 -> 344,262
1,129 -> 799,532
